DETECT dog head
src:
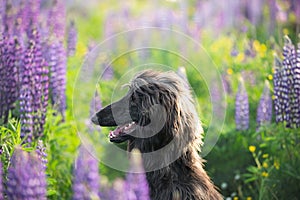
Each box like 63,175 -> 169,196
91,70 -> 203,153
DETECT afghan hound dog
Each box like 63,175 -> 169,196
92,70 -> 222,200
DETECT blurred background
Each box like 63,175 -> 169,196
0,0 -> 300,199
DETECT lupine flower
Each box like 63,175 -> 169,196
46,0 -> 67,119
47,0 -> 66,41
230,47 -> 238,57
36,140 -> 47,170
6,147 -> 47,200
273,36 -> 300,128
256,81 -> 272,130
0,35 -> 22,124
125,149 -> 150,200
67,20 -> 77,57
281,36 -> 294,127
90,90 -> 102,118
48,40 -> 66,119
235,77 -> 249,130
0,0 -> 5,32
102,63 -> 114,80
0,35 -> 10,123
273,56 -> 283,123
107,178 -> 126,200
19,38 -> 35,142
72,145 -> 100,200
20,29 -> 48,142
26,0 -> 41,28
294,40 -> 300,127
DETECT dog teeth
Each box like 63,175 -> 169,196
109,131 -> 117,138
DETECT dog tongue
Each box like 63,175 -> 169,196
110,127 -> 122,137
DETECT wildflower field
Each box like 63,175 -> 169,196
0,0 -> 300,199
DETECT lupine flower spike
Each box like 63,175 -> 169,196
256,81 -> 272,130
36,140 -> 48,170
125,149 -> 150,200
72,145 -> 100,200
90,90 -> 102,118
273,56 -> 283,123
102,63 -> 114,80
6,147 -> 47,200
67,20 -> 77,57
273,36 -> 300,128
235,77 -> 249,130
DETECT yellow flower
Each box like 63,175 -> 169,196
253,40 -> 261,52
274,160 -> 280,170
233,197 -> 239,200
249,145 -> 256,153
246,197 -> 252,200
272,95 -> 276,100
268,74 -> 273,80
262,154 -> 269,158
227,68 -> 233,75
76,41 -> 87,57
262,172 -> 269,177
263,162 -> 268,168
261,172 -> 269,177
283,28 -> 289,35
236,52 -> 245,62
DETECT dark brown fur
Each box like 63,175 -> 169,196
93,70 -> 222,200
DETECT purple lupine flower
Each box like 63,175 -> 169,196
102,63 -> 114,80
280,36 -> 294,127
6,147 -> 47,200
246,0 -> 263,26
256,81 -> 272,130
88,90 -> 102,133
274,36 -> 300,128
235,77 -> 249,130
36,140 -> 47,170
90,90 -> 102,118
67,20 -> 77,57
294,40 -> 300,127
230,47 -> 238,57
125,149 -> 150,200
30,29 -> 49,136
20,39 -> 34,142
47,0 -> 66,41
3,0 -> 16,35
72,145 -> 100,200
0,35 -> 22,124
50,41 -> 66,118
20,29 -> 48,141
0,35 -> 10,123
0,0 -> 5,32
222,73 -> 232,95
26,0 -> 41,29
290,38 -> 300,127
273,56 -> 283,123
107,178 -> 126,200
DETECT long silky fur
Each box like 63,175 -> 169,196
126,70 -> 223,200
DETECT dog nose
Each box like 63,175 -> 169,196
91,115 -> 99,125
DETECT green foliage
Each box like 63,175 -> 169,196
44,109 -> 80,199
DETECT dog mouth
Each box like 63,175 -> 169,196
109,121 -> 137,143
